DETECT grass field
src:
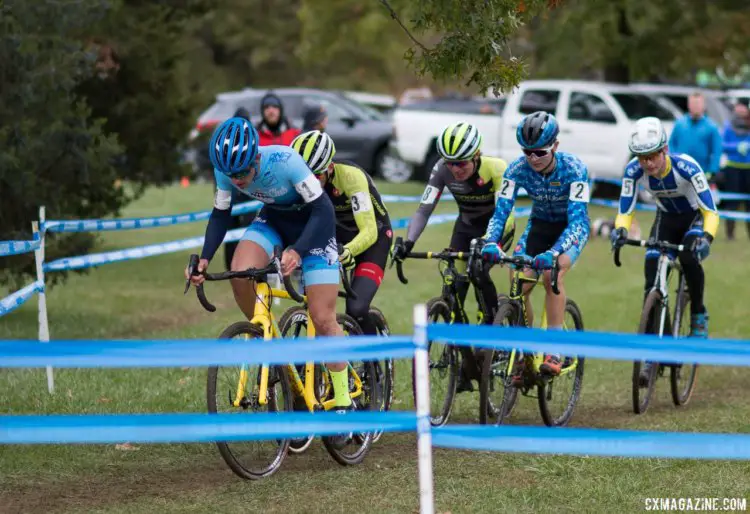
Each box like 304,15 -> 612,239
1,181 -> 749,514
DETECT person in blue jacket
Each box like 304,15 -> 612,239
668,92 -> 722,177
721,98 -> 750,240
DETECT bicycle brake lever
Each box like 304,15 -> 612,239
185,254 -> 200,294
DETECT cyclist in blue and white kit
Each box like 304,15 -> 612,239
185,117 -> 353,412
480,111 -> 590,376
611,117 -> 718,348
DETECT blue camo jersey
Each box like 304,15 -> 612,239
485,152 -> 590,254
213,145 -> 323,213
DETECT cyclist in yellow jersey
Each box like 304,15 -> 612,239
292,131 -> 392,335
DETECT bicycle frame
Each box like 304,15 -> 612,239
503,267 -> 579,382
649,253 -> 685,339
239,281 -> 364,411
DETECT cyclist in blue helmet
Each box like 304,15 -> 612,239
187,117 -> 356,416
480,111 -> 590,377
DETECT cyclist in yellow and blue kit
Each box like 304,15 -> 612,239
185,117 -> 354,413
611,117 -> 719,351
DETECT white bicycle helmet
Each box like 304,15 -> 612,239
628,117 -> 667,156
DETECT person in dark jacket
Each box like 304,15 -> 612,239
255,92 -> 300,146
221,107 -> 258,270
720,99 -> 750,240
302,104 -> 328,132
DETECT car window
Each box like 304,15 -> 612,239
568,92 -> 616,123
519,89 -> 559,115
665,94 -> 688,112
306,96 -> 356,121
198,100 -> 244,124
612,93 -> 675,120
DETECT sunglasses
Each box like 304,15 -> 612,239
229,167 -> 253,179
445,160 -> 471,168
523,147 -> 553,158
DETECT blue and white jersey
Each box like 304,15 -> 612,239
618,154 -> 717,216
485,152 -> 590,254
213,145 -> 323,214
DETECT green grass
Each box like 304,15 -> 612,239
1,181 -> 749,513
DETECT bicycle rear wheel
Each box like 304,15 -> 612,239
277,306 -> 315,454
479,300 -> 520,425
633,291 -> 662,414
207,322 -> 291,480
670,289 -> 698,406
411,297 -> 459,427
320,314 -> 375,466
538,299 -> 585,427
368,306 -> 393,443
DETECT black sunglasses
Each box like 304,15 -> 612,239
523,147 -> 553,157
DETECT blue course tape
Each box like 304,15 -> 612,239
590,198 -> 750,221
0,335 -> 416,368
0,238 -> 41,258
45,212 -> 461,272
0,411 -> 418,444
426,323 -> 750,367
44,201 -> 262,233
0,281 -> 44,318
43,227 -> 246,272
432,425 -> 750,460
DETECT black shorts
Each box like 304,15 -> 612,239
450,217 -> 515,253
521,219 -> 567,257
339,228 -> 393,286
647,211 -> 703,260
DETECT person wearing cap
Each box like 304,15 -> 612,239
720,98 -> 750,240
255,91 -> 300,146
302,104 -> 328,132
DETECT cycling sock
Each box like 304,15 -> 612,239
329,369 -> 352,408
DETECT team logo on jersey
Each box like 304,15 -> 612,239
267,151 -> 291,164
477,178 -> 485,186
332,188 -> 341,197
551,181 -> 561,186
386,229 -> 393,238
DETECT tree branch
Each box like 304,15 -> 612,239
379,0 -> 429,51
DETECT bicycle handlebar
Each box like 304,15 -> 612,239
613,239 -> 685,268
495,254 -> 561,295
395,250 -> 468,285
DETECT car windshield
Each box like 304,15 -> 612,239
612,93 -> 676,120
198,100 -> 244,124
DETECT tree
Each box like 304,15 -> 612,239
529,0 -> 750,84
379,0 -> 557,95
0,0 -> 206,287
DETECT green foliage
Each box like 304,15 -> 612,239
530,0 -> 750,83
381,0 -> 551,95
0,0 -> 205,287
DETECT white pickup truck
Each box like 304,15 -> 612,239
388,80 -> 681,183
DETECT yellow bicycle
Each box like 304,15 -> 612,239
186,253 -> 377,480
478,254 -> 585,427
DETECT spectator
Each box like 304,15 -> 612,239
255,91 -> 300,146
302,104 -> 328,132
720,99 -> 750,240
669,92 -> 722,177
221,107 -> 257,270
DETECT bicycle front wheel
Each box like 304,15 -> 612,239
207,322 -> 292,480
479,300 -> 520,425
538,299 -> 585,427
411,297 -> 459,427
633,291 -> 663,414
670,291 -> 698,406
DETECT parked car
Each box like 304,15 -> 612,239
630,83 -> 731,126
722,88 -> 750,108
189,87 -> 401,178
389,79 -> 681,182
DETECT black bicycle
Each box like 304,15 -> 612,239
615,238 -> 698,414
393,238 -> 498,426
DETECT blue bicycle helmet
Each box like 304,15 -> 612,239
516,111 -> 560,149
208,117 -> 259,176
